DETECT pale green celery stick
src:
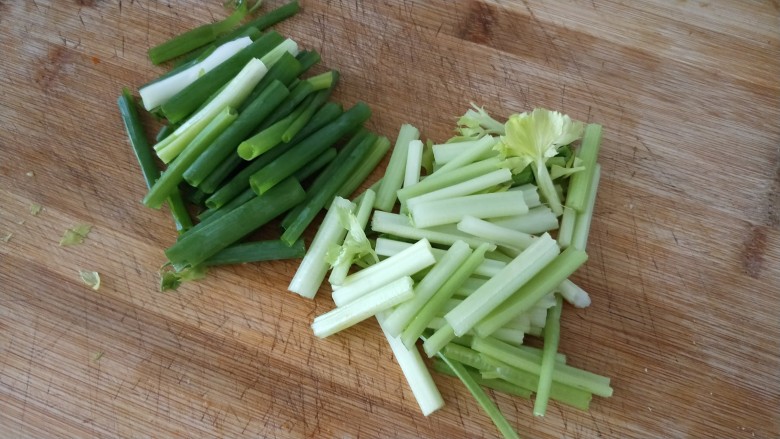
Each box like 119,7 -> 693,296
381,241 -> 472,337
371,211 -> 494,249
375,124 -> 420,211
397,157 -> 503,205
403,243 -> 490,350
423,343 -> 520,439
508,183 -> 541,208
442,342 -> 495,371
431,360 -> 532,399
377,312 -> 444,416
328,189 -> 377,286
311,277 -> 414,338
474,337 -> 612,397
556,206 -> 577,249
154,58 -> 267,164
433,135 -> 497,173
451,276 -> 486,298
288,197 -> 355,298
565,124 -> 602,212
374,237 -> 504,278
490,206 -> 559,235
474,247 -> 587,337
332,239 -> 435,306
404,139 -> 424,188
409,191 -> 528,229
534,294 -> 563,416
571,164 -> 601,251
486,355 -> 593,410
557,279 -> 591,308
445,233 -> 559,336
406,168 -> 513,212
457,215 -> 536,252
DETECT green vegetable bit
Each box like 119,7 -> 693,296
60,224 -> 92,246
79,270 -> 101,291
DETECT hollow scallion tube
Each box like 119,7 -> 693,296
203,239 -> 305,266
533,294 -> 563,416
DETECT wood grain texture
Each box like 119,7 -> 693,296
1,0 -> 779,437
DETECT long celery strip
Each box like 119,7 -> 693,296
402,243 -> 489,349
490,206 -> 559,235
375,124 -> 420,211
445,233 -> 559,336
371,212 -> 493,249
374,237 -> 506,278
381,241 -> 471,337
474,247 -> 587,337
404,139 -> 424,188
332,239 -> 435,306
405,168 -> 513,211
311,277 -> 414,338
556,279 -> 591,308
423,342 -> 520,439
565,124 -> 602,212
288,197 -> 355,298
397,157 -> 503,204
409,191 -> 528,228
533,294 -> 563,416
457,215 -> 536,251
571,164 -> 601,251
433,135 -> 497,174
377,312 -> 444,416
431,360 -> 532,399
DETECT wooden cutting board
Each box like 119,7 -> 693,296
1,1 -> 778,437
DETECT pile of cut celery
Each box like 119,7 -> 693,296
290,105 -> 611,438
118,1 -> 392,285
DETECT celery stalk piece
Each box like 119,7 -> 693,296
374,237 -> 505,278
376,312 -> 444,416
445,233 -> 559,336
431,360 -> 532,399
412,243 -> 491,353
534,294 -> 563,416
140,37 -> 252,110
556,279 -> 591,308
371,212 -> 493,249
451,276 -> 486,298
381,240 -> 472,337
404,139 -> 424,188
332,239 -> 436,306
473,337 -> 612,397
144,107 -> 238,209
490,206 -> 560,235
328,189 -> 377,286
457,215 -> 536,252
154,58 -> 268,164
432,135 -> 497,174
474,247 -> 587,337
423,342 -> 520,439
556,206 -> 577,249
405,168 -> 513,212
288,197 -> 355,299
397,157 -> 503,204
311,277 -> 414,338
375,124 -> 420,211
564,124 -> 602,212
571,164 -> 601,251
409,191 -> 528,228
508,183 -> 541,208
441,343 -> 494,371
485,355 -> 593,410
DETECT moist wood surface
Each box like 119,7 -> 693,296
1,1 -> 778,438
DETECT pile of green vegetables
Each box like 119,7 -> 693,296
292,106 -> 610,438
119,0 -> 391,284
118,2 -> 612,438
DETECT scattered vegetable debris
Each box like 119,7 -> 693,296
159,265 -> 208,292
79,270 -> 101,290
2,233 -> 12,243
60,224 -> 92,246
30,203 -> 43,215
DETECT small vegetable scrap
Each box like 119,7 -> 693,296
289,104 -> 608,438
60,224 -> 92,246
2,233 -> 12,243
159,265 -> 207,292
79,270 -> 101,290
29,203 -> 43,215
119,0 -> 390,290
92,351 -> 104,362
